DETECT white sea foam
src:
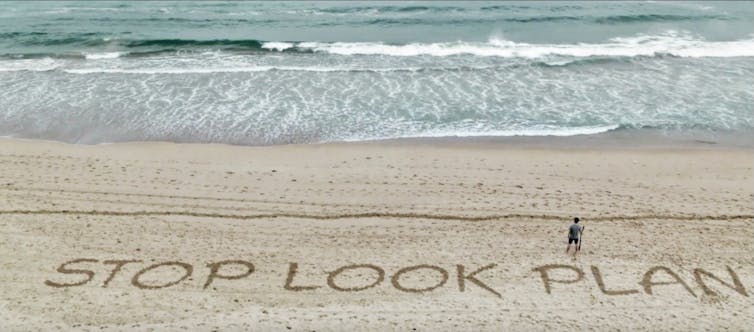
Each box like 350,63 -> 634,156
261,42 -> 294,51
0,56 -> 432,73
62,66 -> 425,74
84,52 -> 124,59
0,58 -> 61,71
345,125 -> 622,142
292,34 -> 754,58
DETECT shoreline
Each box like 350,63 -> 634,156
4,127 -> 754,151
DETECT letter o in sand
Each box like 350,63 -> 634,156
131,261 -> 193,289
391,264 -> 448,293
327,264 -> 384,292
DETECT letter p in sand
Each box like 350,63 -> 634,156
533,264 -> 584,294
204,260 -> 255,289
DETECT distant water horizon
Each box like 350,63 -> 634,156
1,1 -> 752,145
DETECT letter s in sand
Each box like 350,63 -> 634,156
45,258 -> 99,288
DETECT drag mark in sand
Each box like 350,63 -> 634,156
0,209 -> 751,222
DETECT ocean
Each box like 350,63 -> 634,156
1,1 -> 752,145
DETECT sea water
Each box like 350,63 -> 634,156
0,1 -> 752,145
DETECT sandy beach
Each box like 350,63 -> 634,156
2,1 -> 753,330
1,137 -> 752,331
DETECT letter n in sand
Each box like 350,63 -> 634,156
693,266 -> 748,297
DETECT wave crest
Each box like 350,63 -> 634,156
294,34 -> 754,58
3,32 -> 754,59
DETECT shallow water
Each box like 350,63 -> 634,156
1,1 -> 752,145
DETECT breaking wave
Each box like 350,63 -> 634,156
3,33 -> 754,60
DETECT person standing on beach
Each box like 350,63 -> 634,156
566,217 -> 583,254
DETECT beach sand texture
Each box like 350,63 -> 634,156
1,138 -> 752,331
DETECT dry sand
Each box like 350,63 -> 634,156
1,137 -> 752,331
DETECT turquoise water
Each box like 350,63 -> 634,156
1,1 -> 753,144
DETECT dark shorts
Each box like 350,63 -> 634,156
568,238 -> 579,244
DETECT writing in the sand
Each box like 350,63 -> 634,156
44,259 -> 749,299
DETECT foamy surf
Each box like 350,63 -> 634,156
293,35 -> 754,58
61,65 -> 426,74
83,52 -> 124,60
261,42 -> 295,51
344,125 -> 622,142
0,58 -> 61,72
